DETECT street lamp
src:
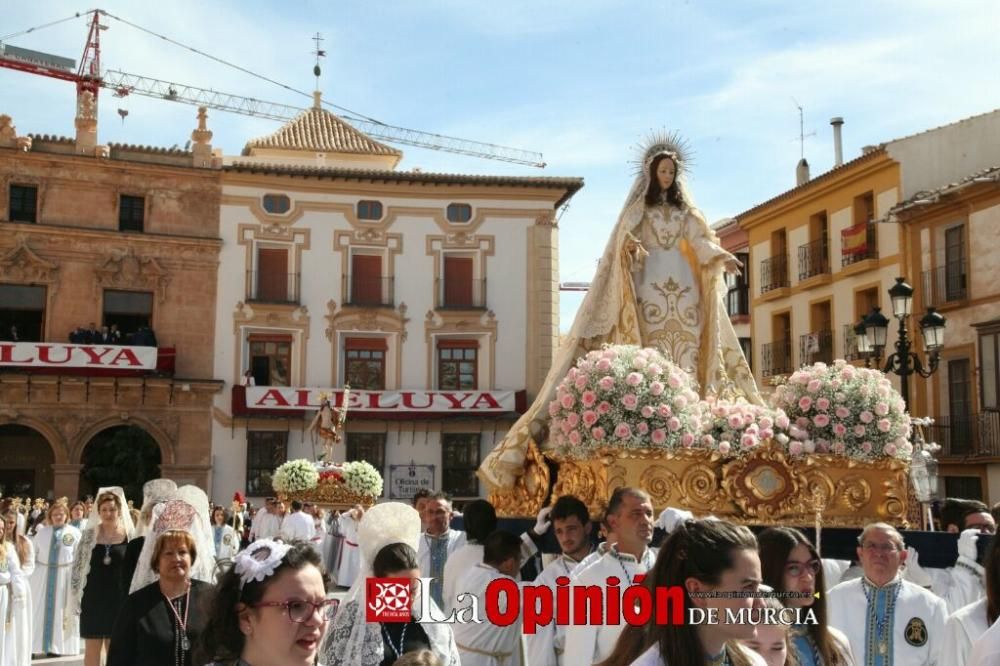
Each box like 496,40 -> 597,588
908,417 -> 941,530
856,277 -> 946,412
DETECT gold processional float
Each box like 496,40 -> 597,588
484,346 -> 938,530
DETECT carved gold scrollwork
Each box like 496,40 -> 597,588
834,474 -> 872,511
679,463 -> 721,509
640,465 -> 679,506
548,456 -> 605,519
488,439 -> 550,518
800,469 -> 836,511
721,445 -> 800,520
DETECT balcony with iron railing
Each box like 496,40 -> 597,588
841,221 -> 879,267
761,339 -> 792,377
343,275 -> 395,308
799,329 -> 834,366
928,414 -> 978,457
798,238 -> 830,281
760,255 -> 789,294
435,278 -> 488,309
246,271 -> 300,305
921,260 -> 968,307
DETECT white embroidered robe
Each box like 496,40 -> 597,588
29,524 -> 81,656
451,563 -> 522,666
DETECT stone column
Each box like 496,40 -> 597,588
525,213 -> 560,399
51,463 -> 83,500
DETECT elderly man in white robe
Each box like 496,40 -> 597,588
418,493 -> 468,608
828,522 -> 948,665
563,487 -> 658,666
452,530 -> 525,666
525,495 -> 594,666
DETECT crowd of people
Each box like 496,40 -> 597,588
67,322 -> 158,346
0,486 -> 998,665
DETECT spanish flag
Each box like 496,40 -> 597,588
841,223 -> 869,255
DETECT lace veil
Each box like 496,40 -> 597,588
321,502 -> 459,666
68,486 -> 135,621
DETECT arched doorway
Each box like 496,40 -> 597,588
0,424 -> 54,497
79,426 -> 161,504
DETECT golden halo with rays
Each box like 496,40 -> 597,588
630,129 -> 695,177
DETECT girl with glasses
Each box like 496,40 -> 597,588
757,528 -> 854,666
198,539 -> 331,666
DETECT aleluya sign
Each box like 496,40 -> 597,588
0,342 -> 158,369
245,387 -> 518,412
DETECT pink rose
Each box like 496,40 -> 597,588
641,405 -> 655,418
798,396 -> 813,412
637,422 -> 650,435
718,441 -> 732,455
575,375 -> 588,391
667,417 -> 681,432
582,410 -> 599,427
647,364 -> 663,376
877,419 -> 891,433
760,428 -> 774,440
859,411 -> 874,424
681,433 -> 695,448
596,358 -> 612,372
789,441 -> 804,456
614,423 -> 632,440
883,443 -> 898,456
807,379 -> 822,393
759,416 -> 774,430
796,416 -> 810,428
633,356 -> 648,370
674,395 -> 688,409
832,423 -> 847,437
581,390 -> 597,407
668,374 -> 683,389
854,425 -> 867,437
597,401 -> 612,415
548,401 -> 560,417
592,427 -> 606,441
816,398 -> 830,411
789,425 -> 806,440
622,393 -> 639,410
861,441 -> 873,453
567,368 -> 578,381
835,407 -> 850,419
875,402 -> 889,416
815,440 -> 830,453
651,429 -> 667,445
658,404 -> 672,418
740,434 -> 758,449
728,414 -> 743,429
701,435 -> 715,446
775,414 -> 790,429
649,381 -> 665,396
560,394 -> 575,410
813,414 -> 830,428
626,372 -> 644,387
568,431 -> 582,446
565,412 -> 580,428
832,441 -> 846,455
599,376 -> 615,391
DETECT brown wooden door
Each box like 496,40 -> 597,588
351,254 -> 382,305
444,256 -> 474,307
945,226 -> 966,301
257,249 -> 289,301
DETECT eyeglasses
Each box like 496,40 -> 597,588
966,523 -> 997,535
861,542 -> 900,553
250,598 -> 339,623
784,559 -> 821,578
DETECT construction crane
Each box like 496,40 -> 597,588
0,10 -> 546,168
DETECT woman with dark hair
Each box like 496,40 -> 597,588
944,531 -> 1000,663
196,539 -> 332,666
599,518 -> 767,666
322,502 -> 459,666
757,527 -> 853,666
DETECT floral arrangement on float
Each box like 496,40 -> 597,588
544,346 -> 916,528
769,360 -> 913,461
273,459 -> 383,508
548,345 -> 702,457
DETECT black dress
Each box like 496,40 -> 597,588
106,579 -> 213,666
380,620 -> 431,666
80,539 -> 129,638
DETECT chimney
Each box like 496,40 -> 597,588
191,106 -> 215,168
796,158 -> 810,186
830,117 -> 844,167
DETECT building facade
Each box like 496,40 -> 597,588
0,103 -> 224,500
735,109 -> 1000,500
715,217 -> 752,371
209,96 -> 582,505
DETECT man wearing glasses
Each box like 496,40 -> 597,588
827,523 -> 948,665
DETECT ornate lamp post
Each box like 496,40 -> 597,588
908,417 -> 941,530
857,277 -> 947,411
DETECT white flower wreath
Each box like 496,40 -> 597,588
233,539 -> 292,589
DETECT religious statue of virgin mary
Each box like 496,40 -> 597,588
480,132 -> 763,491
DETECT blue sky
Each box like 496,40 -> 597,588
3,1 -> 998,331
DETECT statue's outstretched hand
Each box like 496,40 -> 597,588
723,256 -> 743,275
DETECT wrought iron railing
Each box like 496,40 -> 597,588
761,339 -> 792,377
921,260 -> 968,307
798,238 -> 830,280
760,255 -> 789,293
343,275 -> 395,307
246,271 -> 300,304
435,278 -> 488,309
799,329 -> 834,366
841,221 -> 879,266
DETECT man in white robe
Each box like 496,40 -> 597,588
562,487 -> 658,666
336,505 -> 363,588
250,498 -> 283,541
29,504 -> 81,657
970,615 -> 1000,666
525,495 -> 594,666
279,499 -> 316,543
828,522 -> 948,665
942,597 -> 990,665
452,530 -> 524,666
905,528 -> 986,612
418,493 -> 468,609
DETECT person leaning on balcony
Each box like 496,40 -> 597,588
598,517 -> 766,666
